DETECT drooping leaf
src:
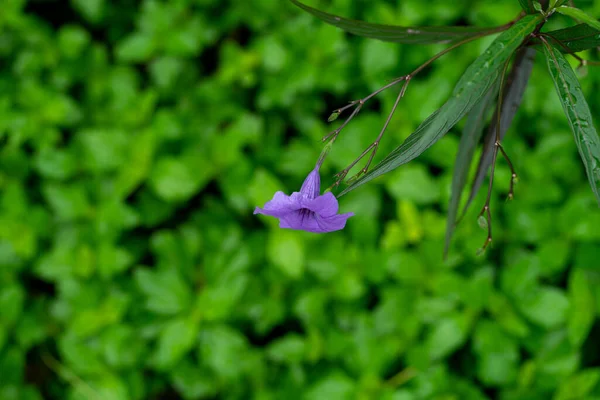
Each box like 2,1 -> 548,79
460,47 -> 536,217
290,0 -> 511,44
542,41 -> 600,206
444,84 -> 497,256
339,15 -> 542,196
536,23 -> 600,53
556,6 -> 600,31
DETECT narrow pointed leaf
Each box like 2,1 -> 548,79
444,85 -> 497,256
542,42 -> 600,205
338,15 -> 542,197
556,6 -> 600,31
461,47 -> 536,217
533,24 -> 600,53
290,0 -> 511,44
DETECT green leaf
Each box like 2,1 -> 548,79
266,334 -> 306,364
556,6 -> 600,31
488,293 -> 530,337
101,326 -> 144,368
0,284 -> 25,327
385,165 -> 441,205
339,15 -> 542,196
461,48 -> 536,217
473,320 -> 520,385
424,313 -> 471,360
518,0 -> 536,13
540,23 -> 600,53
518,287 -> 570,328
198,325 -> 250,381
267,230 -> 305,279
305,372 -> 355,400
170,360 -> 217,399
554,368 -> 600,400
444,84 -> 497,256
70,0 -> 105,23
567,268 -> 595,347
149,157 -> 201,202
115,32 -> 156,62
152,317 -> 199,370
542,41 -> 600,206
289,0 -> 510,44
134,268 -> 193,315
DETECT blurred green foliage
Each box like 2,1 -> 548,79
1,0 -> 600,399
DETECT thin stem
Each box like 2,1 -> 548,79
42,352 -> 102,400
328,26 -> 520,186
386,366 -> 418,388
321,100 -> 366,143
361,79 -> 411,175
478,53 -> 515,253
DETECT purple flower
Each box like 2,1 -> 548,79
254,167 -> 354,233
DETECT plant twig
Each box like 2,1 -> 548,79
326,30 -> 514,187
41,352 -> 103,400
477,54 -> 516,254
386,366 -> 418,388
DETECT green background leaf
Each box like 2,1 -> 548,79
1,1 -> 599,399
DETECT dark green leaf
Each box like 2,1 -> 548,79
339,15 -> 542,196
543,41 -> 600,205
555,368 -> 600,400
444,84 -> 497,256
518,0 -> 536,13
461,47 -> 536,217
567,268 -> 595,347
290,0 -> 510,44
152,317 -> 199,370
556,6 -> 600,31
540,24 -> 600,53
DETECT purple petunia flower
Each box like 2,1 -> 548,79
254,167 -> 354,233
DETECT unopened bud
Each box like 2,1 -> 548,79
345,175 -> 358,185
328,111 -> 340,122
478,215 -> 488,230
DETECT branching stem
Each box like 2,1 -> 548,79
324,26 -> 522,187
478,53 -> 517,253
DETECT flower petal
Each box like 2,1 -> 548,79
303,192 -> 339,217
279,209 -> 354,233
279,210 -> 322,233
315,212 -> 354,232
299,168 -> 321,200
254,191 -> 301,218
